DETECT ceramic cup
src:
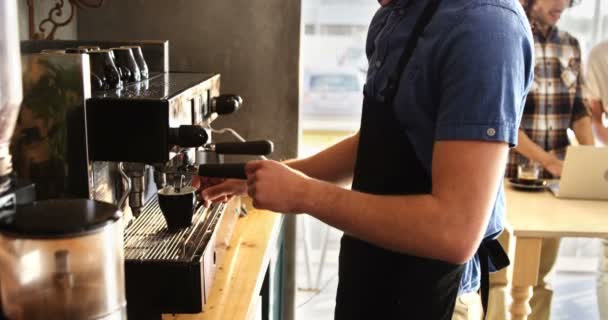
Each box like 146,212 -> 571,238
157,185 -> 197,230
111,47 -> 141,83
65,48 -> 89,54
78,45 -> 101,51
88,50 -> 123,90
120,45 -> 149,80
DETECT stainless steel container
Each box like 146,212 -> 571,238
0,0 -> 23,193
0,199 -> 127,320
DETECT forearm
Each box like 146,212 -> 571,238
593,117 -> 608,145
292,141 -> 508,265
514,130 -> 554,164
284,132 -> 359,184
590,100 -> 608,144
572,116 -> 595,146
296,182 -> 461,263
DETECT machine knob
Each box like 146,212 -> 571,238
168,125 -> 209,148
211,95 -> 243,115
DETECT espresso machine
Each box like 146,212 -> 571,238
84,65 -> 272,319
14,35 -> 272,318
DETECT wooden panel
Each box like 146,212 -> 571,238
163,197 -> 283,320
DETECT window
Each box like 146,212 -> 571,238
559,0 -> 608,56
304,24 -> 316,35
318,24 -> 367,36
309,74 -> 360,92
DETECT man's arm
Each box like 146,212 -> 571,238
514,130 -> 563,176
569,39 -> 594,146
246,140 -> 508,265
286,132 -> 359,184
585,46 -> 607,144
590,99 -> 608,144
572,115 -> 595,146
201,132 -> 359,203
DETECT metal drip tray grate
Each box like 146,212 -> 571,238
124,197 -> 225,261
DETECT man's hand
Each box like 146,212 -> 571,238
541,155 -> 564,177
201,160 -> 313,213
200,179 -> 247,207
245,160 -> 311,213
515,130 -> 564,177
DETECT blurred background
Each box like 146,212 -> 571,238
296,1 -> 608,319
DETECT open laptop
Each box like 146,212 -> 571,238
547,146 -> 608,200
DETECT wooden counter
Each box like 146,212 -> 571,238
503,186 -> 608,320
163,198 -> 283,320
506,185 -> 608,238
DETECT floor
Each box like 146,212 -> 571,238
294,224 -> 603,320
295,129 -> 605,320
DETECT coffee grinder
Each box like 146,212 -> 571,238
0,1 -> 127,319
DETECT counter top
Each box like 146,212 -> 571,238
163,198 -> 283,320
505,184 -> 608,238
504,183 -> 608,320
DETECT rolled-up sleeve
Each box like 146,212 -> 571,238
435,5 -> 534,147
585,55 -> 602,101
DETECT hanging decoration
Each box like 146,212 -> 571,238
27,0 -> 106,40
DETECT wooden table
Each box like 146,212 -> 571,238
163,198 -> 283,320
505,186 -> 608,320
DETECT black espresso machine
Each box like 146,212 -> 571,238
12,39 -> 272,319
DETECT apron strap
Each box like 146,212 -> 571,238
380,0 -> 442,103
479,239 -> 510,318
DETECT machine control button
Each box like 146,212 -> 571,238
211,94 -> 243,115
168,125 -> 209,148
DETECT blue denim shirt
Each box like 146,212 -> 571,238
365,0 -> 534,294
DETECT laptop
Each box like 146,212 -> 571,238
547,146 -> 608,200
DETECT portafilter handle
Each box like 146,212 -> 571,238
197,140 -> 273,179
209,140 -> 273,155
198,163 -> 247,180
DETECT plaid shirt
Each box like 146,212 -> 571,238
506,26 -> 590,178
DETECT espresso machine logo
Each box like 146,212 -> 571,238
0,193 -> 16,219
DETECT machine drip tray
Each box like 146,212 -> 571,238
124,197 -> 226,320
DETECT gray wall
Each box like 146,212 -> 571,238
78,7 -> 300,319
17,0 -> 78,40
77,0 -> 301,160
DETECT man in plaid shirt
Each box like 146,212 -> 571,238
506,0 -> 595,319
507,1 -> 594,179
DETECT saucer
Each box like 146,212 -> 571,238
508,178 -> 547,191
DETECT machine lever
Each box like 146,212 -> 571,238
210,140 -> 273,155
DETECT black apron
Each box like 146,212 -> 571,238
334,1 -> 508,319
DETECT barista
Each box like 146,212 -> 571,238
505,0 -> 594,319
203,0 -> 533,318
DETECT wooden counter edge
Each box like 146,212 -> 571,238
163,197 -> 283,320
